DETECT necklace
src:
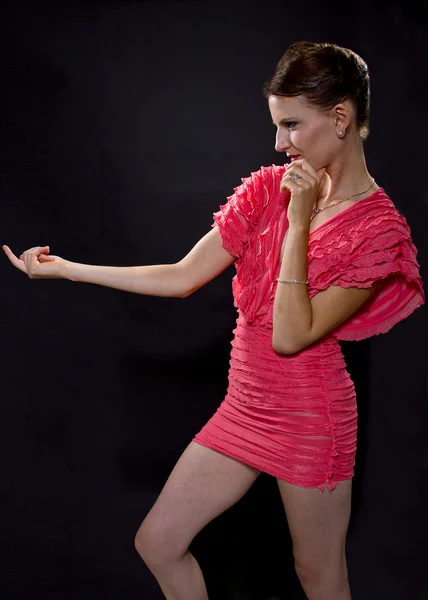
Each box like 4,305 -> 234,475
310,178 -> 376,221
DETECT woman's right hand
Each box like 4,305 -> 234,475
2,245 -> 69,279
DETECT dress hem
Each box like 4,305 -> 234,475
192,435 -> 351,493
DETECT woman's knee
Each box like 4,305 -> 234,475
134,515 -> 184,567
134,518 -> 156,561
294,552 -> 348,589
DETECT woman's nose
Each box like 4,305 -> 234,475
275,132 -> 291,153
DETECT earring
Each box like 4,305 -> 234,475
338,130 -> 344,137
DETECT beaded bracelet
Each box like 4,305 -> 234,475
277,278 -> 309,286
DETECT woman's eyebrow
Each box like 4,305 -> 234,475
272,117 -> 298,125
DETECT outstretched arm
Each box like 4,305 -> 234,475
2,227 -> 236,299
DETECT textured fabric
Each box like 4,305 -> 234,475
195,316 -> 357,491
193,164 -> 425,491
307,191 -> 425,340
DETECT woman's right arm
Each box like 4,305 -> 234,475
2,227 -> 236,299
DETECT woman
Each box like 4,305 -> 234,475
3,42 -> 425,600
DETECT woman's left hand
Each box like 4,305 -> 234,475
280,159 -> 326,229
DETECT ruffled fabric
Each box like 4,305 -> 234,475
213,164 -> 289,325
213,165 -> 425,340
194,313 -> 357,491
307,197 -> 425,340
212,167 -> 267,260
197,166 -> 425,491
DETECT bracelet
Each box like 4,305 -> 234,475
276,278 -> 309,286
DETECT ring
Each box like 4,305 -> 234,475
287,172 -> 301,182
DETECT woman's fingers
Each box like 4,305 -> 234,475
24,251 -> 36,276
299,159 -> 322,181
39,254 -> 55,261
23,247 -> 48,278
2,245 -> 29,273
280,177 -> 302,195
3,244 -> 66,279
281,166 -> 316,194
281,166 -> 314,194
286,164 -> 315,184
290,158 -> 325,184
3,244 -> 52,276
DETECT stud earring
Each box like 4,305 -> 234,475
338,130 -> 344,137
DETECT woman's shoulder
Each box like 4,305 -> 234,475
325,187 -> 410,239
309,186 -> 421,281
353,187 -> 416,240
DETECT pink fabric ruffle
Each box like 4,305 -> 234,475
308,199 -> 425,340
212,165 -> 425,340
194,314 -> 357,491
196,165 -> 425,491
213,164 -> 289,325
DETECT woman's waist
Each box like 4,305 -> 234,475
233,312 -> 344,364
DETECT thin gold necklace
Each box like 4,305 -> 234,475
310,178 -> 376,221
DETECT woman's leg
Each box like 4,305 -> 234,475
135,441 -> 260,600
277,478 -> 353,600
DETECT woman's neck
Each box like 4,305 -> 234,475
318,143 -> 378,206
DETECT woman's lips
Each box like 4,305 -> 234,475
290,155 -> 302,161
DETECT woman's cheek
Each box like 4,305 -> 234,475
291,133 -> 301,150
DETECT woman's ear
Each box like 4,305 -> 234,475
333,101 -> 352,137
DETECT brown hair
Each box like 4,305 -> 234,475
262,41 -> 370,141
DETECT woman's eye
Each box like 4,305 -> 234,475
287,122 -> 297,128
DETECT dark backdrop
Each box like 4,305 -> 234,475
1,1 -> 427,599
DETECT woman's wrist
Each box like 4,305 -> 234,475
62,260 -> 81,282
287,220 -> 310,234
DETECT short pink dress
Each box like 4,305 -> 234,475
193,164 -> 425,491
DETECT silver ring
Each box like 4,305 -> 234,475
287,172 -> 301,182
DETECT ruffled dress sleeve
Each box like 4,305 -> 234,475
212,167 -> 270,260
308,195 -> 425,341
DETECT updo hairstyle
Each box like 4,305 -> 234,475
262,41 -> 370,141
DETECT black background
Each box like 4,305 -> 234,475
1,1 -> 427,599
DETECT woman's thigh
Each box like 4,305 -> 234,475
276,478 -> 352,572
136,441 -> 260,558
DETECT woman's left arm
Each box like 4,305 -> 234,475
272,224 -> 377,354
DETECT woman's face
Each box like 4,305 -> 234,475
268,95 -> 341,170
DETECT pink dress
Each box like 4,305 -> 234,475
193,164 -> 425,491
